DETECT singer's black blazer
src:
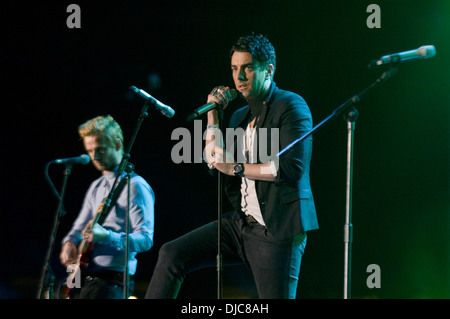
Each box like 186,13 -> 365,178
224,83 -> 318,240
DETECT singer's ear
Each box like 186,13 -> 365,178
266,64 -> 274,79
115,138 -> 123,151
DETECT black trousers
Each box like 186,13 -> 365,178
145,210 -> 307,299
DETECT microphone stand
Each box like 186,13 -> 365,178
196,107 -> 224,299
96,96 -> 150,299
277,67 -> 398,299
216,108 -> 224,299
123,163 -> 134,299
37,163 -> 72,299
343,107 -> 358,300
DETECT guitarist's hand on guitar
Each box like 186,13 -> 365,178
82,222 -> 109,243
60,241 -> 78,267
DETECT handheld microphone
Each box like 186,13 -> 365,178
187,89 -> 237,122
368,45 -> 436,68
53,154 -> 90,165
129,86 -> 175,118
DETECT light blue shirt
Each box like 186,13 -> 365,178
62,169 -> 155,275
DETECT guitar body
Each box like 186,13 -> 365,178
79,241 -> 94,269
64,200 -> 106,298
64,238 -> 95,298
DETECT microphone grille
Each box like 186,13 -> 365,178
418,45 -> 436,59
80,154 -> 91,165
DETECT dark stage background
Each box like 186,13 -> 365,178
1,0 -> 449,299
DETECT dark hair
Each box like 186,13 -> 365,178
230,33 -> 276,73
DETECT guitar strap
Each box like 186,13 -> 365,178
97,173 -> 135,226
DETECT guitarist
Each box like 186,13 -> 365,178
59,115 -> 155,299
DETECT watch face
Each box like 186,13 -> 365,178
234,164 -> 243,176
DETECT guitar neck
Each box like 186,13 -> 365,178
77,198 -> 107,255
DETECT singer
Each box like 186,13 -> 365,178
59,115 -> 155,299
145,34 -> 318,299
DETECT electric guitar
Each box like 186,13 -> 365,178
65,198 -> 107,297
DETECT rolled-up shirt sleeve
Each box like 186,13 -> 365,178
106,176 -> 155,253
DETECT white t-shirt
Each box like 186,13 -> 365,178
240,124 -> 266,226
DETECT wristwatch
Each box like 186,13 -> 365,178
233,163 -> 245,177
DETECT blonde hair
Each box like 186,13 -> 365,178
78,115 -> 124,154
